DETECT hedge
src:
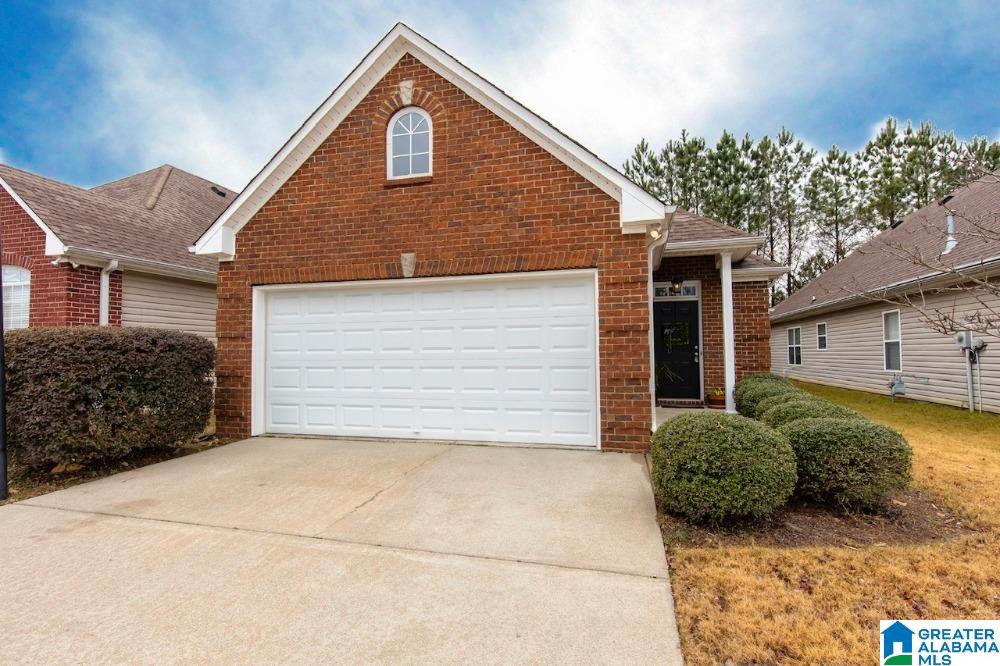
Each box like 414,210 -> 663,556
733,374 -> 800,417
759,398 -> 865,429
752,391 -> 821,419
4,327 -> 216,469
651,412 -> 797,523
778,417 -> 913,509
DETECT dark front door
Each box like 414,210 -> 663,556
654,301 -> 701,400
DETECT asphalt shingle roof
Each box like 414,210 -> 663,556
0,164 -> 233,274
771,175 -> 1000,320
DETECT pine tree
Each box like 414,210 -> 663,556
858,118 -> 909,230
806,146 -> 859,263
704,131 -> 753,231
671,130 -> 709,213
773,128 -> 815,296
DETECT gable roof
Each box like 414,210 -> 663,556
0,163 -> 233,280
771,175 -> 1000,322
193,23 -> 673,260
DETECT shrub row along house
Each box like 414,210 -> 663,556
0,163 -> 230,337
190,24 -> 786,451
770,176 -> 1000,413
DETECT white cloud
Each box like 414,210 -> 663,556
66,0 -> 994,188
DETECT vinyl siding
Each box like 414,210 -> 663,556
770,290 -> 1000,413
122,271 -> 217,341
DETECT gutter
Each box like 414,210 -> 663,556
55,247 -> 218,284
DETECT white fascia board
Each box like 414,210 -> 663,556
732,265 -> 789,282
662,236 -> 763,260
58,247 -> 217,284
193,24 -> 666,257
0,174 -> 67,255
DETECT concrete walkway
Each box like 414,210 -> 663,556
0,438 -> 683,664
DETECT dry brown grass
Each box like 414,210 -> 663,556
667,382 -> 1000,665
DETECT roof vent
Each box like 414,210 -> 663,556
939,195 -> 957,255
211,186 -> 227,197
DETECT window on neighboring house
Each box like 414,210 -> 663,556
387,107 -> 432,179
2,265 -> 30,330
787,327 -> 802,365
816,322 -> 828,350
883,310 -> 902,371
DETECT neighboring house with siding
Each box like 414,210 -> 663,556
770,176 -> 1000,413
0,163 -> 231,338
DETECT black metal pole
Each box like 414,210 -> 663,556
0,241 -> 7,500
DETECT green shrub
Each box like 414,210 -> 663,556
651,412 -> 797,523
759,398 -> 864,428
752,391 -> 820,419
4,327 -> 216,469
733,375 -> 800,417
778,417 -> 912,509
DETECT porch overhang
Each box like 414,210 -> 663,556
654,236 -> 763,270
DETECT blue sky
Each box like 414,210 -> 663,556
2,0 -> 999,190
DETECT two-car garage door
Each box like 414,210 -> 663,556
262,271 -> 599,447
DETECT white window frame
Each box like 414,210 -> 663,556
882,309 -> 902,371
2,265 -> 31,330
816,322 -> 828,350
787,326 -> 802,365
386,106 -> 433,180
652,279 -> 700,301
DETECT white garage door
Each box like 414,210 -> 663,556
262,271 -> 599,447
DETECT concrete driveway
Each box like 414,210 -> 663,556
0,438 -> 682,664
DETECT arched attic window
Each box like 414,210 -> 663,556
387,107 -> 432,179
2,265 -> 31,330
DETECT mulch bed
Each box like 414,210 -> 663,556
0,436 -> 231,507
659,489 -> 975,550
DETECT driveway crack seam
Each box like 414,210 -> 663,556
13,503 -> 664,580
313,447 -> 453,536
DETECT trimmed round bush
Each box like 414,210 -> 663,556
734,376 -> 800,417
651,412 -> 797,523
751,391 -> 820,419
5,327 -> 216,469
759,398 -> 864,428
778,417 -> 912,509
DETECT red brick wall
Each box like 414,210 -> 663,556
1,188 -> 122,327
733,280 -> 772,379
654,256 -> 771,395
215,54 -> 652,450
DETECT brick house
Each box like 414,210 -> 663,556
0,164 -> 232,337
194,24 -> 786,451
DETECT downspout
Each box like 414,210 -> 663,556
99,259 -> 119,326
647,224 -> 669,430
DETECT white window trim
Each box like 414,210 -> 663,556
386,106 -> 433,180
2,265 -> 31,330
652,279 -> 701,301
882,309 -> 902,372
787,326 -> 802,366
816,321 -> 828,350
